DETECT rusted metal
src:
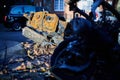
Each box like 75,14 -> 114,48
24,11 -> 59,33
22,11 -> 68,60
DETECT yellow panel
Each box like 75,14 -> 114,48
43,13 -> 59,33
30,12 -> 46,30
29,12 -> 59,33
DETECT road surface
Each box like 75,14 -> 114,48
0,24 -> 28,64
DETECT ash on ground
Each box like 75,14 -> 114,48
0,41 -> 57,80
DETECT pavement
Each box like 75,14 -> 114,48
0,23 -> 26,64
0,23 -> 47,80
0,40 -> 26,62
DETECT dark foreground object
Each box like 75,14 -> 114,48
50,18 -> 120,80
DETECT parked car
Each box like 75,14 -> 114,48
4,5 -> 47,31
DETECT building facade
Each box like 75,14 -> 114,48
34,0 -> 118,22
34,0 -> 73,22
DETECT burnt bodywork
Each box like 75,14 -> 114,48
22,11 -> 68,65
23,11 -> 67,45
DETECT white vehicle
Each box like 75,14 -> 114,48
96,10 -> 118,23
